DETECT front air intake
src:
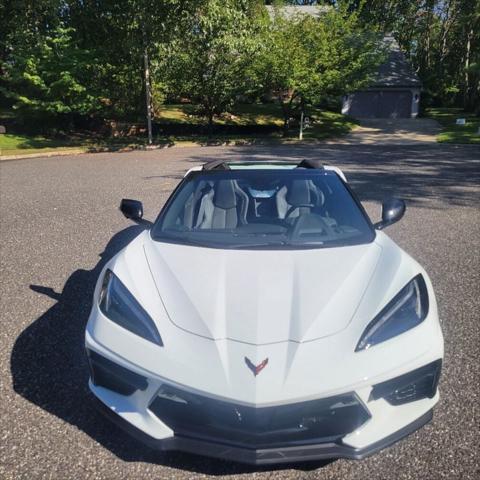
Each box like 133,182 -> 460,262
370,360 -> 442,406
149,385 -> 371,449
87,349 -> 148,396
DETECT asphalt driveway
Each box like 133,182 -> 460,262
330,118 -> 441,145
1,142 -> 479,479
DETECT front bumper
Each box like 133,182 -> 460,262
93,394 -> 433,465
86,339 -> 442,464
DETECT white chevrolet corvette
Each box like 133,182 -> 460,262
85,159 -> 443,465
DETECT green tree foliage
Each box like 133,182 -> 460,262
256,5 -> 385,133
157,0 -> 264,132
0,0 -> 63,111
0,0 -> 191,126
1,0 -> 476,135
1,25 -> 101,129
66,0 -> 191,118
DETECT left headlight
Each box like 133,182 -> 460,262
99,269 -> 163,346
356,275 -> 428,352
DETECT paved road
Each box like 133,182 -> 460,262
329,118 -> 441,145
1,143 -> 479,479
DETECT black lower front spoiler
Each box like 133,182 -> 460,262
93,397 -> 433,465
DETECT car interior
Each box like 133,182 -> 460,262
153,169 -> 374,247
182,177 -> 342,233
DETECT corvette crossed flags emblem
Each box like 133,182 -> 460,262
244,357 -> 269,377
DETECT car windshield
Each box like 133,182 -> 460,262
151,168 -> 375,249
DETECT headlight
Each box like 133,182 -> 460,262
99,269 -> 163,346
356,275 -> 428,351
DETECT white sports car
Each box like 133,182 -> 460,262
85,159 -> 443,465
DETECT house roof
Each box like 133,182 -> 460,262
372,36 -> 421,88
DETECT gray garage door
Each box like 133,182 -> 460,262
348,90 -> 412,118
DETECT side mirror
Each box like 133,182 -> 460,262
120,199 -> 143,221
374,198 -> 406,230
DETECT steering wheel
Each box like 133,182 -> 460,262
289,212 -> 337,241
284,203 -> 314,220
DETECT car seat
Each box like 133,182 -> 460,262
195,180 -> 248,229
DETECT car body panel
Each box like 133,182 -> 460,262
143,239 -> 383,344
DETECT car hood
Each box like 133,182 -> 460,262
143,240 -> 382,345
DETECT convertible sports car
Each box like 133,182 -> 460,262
85,159 -> 443,465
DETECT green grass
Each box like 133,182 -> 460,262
426,108 -> 480,144
157,103 -> 284,126
1,103 -> 357,157
300,109 -> 358,141
0,133 -> 159,157
157,103 -> 357,142
0,134 -> 85,156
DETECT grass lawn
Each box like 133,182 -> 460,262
157,103 -> 358,141
157,103 -> 285,127
0,134 -> 88,156
1,104 -> 357,157
0,133 -> 154,157
425,108 -> 480,144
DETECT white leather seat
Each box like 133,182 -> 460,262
276,179 -> 325,220
195,180 -> 247,229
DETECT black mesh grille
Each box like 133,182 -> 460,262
149,385 -> 370,448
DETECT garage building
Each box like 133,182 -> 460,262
342,36 -> 421,119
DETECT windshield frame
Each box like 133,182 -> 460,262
150,168 -> 376,250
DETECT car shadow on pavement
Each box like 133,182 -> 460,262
10,224 -> 331,475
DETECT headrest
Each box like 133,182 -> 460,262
286,179 -> 311,207
297,159 -> 324,169
214,180 -> 237,209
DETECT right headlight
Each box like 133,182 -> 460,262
99,269 -> 163,346
356,275 -> 429,351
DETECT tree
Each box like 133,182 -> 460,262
157,0 -> 264,133
66,0 -> 189,120
0,25 -> 101,129
256,4 -> 385,134
0,0 -> 192,129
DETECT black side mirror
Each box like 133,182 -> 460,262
120,199 -> 143,221
374,198 -> 406,230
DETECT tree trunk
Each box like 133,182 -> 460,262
279,96 -> 290,137
282,112 -> 289,137
207,110 -> 214,138
464,26 -> 473,111
280,92 -> 296,137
